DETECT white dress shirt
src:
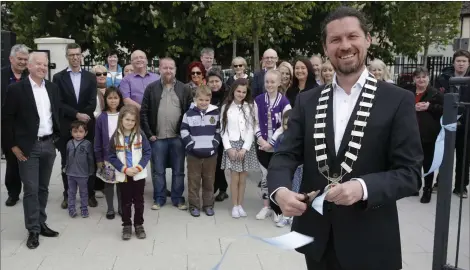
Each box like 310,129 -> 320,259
221,102 -> 257,151
29,76 -> 53,137
270,67 -> 371,204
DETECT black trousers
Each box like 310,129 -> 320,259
305,230 -> 342,270
4,147 -> 22,199
213,143 -> 228,194
454,127 -> 470,192
418,141 -> 436,191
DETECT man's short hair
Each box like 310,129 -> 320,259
200,48 -> 214,56
321,6 -> 370,45
10,44 -> 29,57
70,120 -> 88,132
453,49 -> 470,63
65,43 -> 81,56
195,85 -> 212,98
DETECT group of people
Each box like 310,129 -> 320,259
2,5 -> 470,270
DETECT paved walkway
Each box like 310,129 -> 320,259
1,157 -> 469,270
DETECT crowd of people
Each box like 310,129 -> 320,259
1,5 -> 469,270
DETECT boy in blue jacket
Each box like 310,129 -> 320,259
181,86 -> 221,217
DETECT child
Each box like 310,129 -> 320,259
220,78 -> 259,218
181,86 -> 221,217
108,105 -> 152,240
254,69 -> 292,220
273,110 -> 300,227
95,86 -> 125,219
65,121 -> 95,218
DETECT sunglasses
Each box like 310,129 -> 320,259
234,64 -> 243,68
96,72 -> 108,77
191,71 -> 202,75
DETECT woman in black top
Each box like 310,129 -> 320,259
285,57 -> 318,106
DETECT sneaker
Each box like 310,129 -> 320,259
81,207 -> 89,218
276,216 -> 292,228
256,207 -> 271,220
190,207 -> 200,217
204,207 -> 215,216
237,205 -> 247,217
272,213 -> 282,223
232,206 -> 240,218
68,208 -> 77,218
176,203 -> 188,210
61,198 -> 68,209
135,225 -> 146,239
122,225 -> 132,240
106,210 -> 115,220
151,203 -> 161,210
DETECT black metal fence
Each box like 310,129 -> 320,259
388,56 -> 454,89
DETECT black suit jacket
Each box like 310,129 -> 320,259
1,65 -> 29,108
2,78 -> 61,156
268,81 -> 423,270
52,68 -> 97,137
251,70 -> 265,98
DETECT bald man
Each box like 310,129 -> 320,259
119,50 -> 160,110
251,48 -> 279,97
3,52 -> 61,249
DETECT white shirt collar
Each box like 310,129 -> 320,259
332,67 -> 370,92
67,67 -> 82,73
233,74 -> 248,80
28,75 -> 45,88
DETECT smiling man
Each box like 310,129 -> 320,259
268,6 -> 423,270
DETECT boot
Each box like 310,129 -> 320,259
420,187 -> 432,204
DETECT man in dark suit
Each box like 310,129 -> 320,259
251,48 -> 278,98
268,7 -> 423,270
1,44 -> 29,206
3,52 -> 61,249
52,43 -> 97,209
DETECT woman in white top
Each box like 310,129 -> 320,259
220,78 -> 259,218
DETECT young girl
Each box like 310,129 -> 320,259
254,70 -> 292,220
320,61 -> 334,85
273,110 -> 300,227
220,78 -> 259,218
108,105 -> 151,240
95,87 -> 125,219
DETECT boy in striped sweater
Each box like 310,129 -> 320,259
181,86 -> 221,217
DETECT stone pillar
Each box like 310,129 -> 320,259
34,37 -> 75,78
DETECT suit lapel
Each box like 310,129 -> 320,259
325,88 -> 336,159
79,71 -> 87,104
24,80 -> 39,118
63,70 -> 77,103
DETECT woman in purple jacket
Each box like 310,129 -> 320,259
94,86 -> 125,219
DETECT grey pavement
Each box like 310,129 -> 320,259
1,156 -> 469,270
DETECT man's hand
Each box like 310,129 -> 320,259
11,146 -> 27,161
76,113 -> 90,122
274,188 -> 308,217
149,136 -> 157,142
324,181 -> 364,206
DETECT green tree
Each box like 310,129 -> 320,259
207,2 -> 317,71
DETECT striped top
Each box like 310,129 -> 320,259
180,104 -> 221,158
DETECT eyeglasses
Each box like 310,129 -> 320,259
191,71 -> 202,75
234,64 -> 243,68
96,72 -> 107,76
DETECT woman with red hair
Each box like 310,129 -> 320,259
186,61 -> 206,96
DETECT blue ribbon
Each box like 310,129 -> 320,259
423,115 -> 461,177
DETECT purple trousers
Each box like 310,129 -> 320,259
67,176 -> 88,209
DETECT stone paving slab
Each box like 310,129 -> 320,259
1,156 -> 469,270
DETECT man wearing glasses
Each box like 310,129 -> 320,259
251,48 -> 278,97
52,43 -> 98,210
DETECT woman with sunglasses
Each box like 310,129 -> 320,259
186,61 -> 206,96
226,57 -> 250,87
91,65 -> 108,198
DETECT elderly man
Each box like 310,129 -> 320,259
1,44 -> 30,206
310,55 -> 323,85
119,50 -> 160,110
200,48 -> 215,72
141,57 -> 193,210
269,6 -> 422,270
53,43 -> 98,209
3,52 -> 61,249
251,48 -> 278,97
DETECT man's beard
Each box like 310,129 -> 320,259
333,54 -> 365,76
162,75 -> 174,84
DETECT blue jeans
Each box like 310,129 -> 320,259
151,137 -> 185,206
